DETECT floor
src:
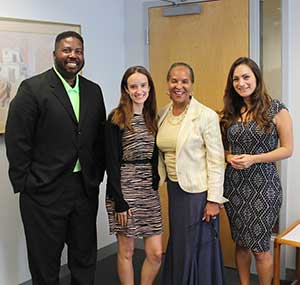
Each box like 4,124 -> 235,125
60,249 -> 292,284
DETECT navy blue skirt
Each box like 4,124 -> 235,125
161,180 -> 226,285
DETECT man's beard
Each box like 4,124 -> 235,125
54,59 -> 84,79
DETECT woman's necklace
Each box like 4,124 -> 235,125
167,103 -> 189,126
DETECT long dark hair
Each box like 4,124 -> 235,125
220,57 -> 272,141
112,66 -> 157,134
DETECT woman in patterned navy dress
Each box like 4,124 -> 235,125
105,66 -> 162,285
220,57 -> 293,285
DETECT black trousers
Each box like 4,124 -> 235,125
20,172 -> 99,285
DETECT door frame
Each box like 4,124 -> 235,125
143,0 -> 260,68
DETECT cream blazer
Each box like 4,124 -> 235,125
157,97 -> 228,204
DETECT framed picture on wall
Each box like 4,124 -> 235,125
0,17 -> 81,133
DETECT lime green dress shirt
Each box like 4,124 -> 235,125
53,65 -> 81,172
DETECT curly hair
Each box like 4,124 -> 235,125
111,65 -> 157,134
219,57 -> 272,144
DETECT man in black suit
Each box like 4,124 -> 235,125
5,31 -> 106,285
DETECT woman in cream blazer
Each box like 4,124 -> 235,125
158,96 -> 226,202
156,62 -> 227,285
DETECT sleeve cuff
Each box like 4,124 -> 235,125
114,198 -> 130,213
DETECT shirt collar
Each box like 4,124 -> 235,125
53,65 -> 79,93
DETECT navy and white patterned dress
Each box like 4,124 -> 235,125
224,99 -> 287,252
106,114 -> 162,238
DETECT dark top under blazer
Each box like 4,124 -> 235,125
5,68 -> 106,205
105,112 -> 159,213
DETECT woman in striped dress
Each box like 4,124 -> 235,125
105,66 -> 163,285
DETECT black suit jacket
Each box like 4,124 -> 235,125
5,68 -> 106,205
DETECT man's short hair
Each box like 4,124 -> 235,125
54,31 -> 84,50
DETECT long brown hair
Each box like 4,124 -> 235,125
111,66 -> 157,134
219,57 -> 272,141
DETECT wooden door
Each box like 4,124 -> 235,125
149,0 -> 249,268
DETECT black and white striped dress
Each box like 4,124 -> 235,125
106,114 -> 162,238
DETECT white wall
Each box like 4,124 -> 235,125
124,0 -> 300,271
0,0 -> 124,284
124,0 -> 154,68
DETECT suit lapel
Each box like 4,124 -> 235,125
158,99 -> 199,156
78,76 -> 87,128
49,69 -> 78,124
176,98 -> 198,156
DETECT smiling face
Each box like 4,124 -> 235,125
53,36 -> 84,83
167,65 -> 193,108
232,64 -> 257,104
126,72 -> 150,112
